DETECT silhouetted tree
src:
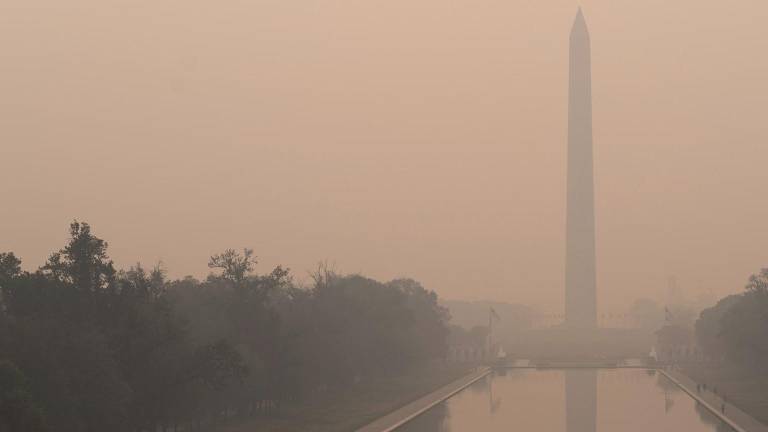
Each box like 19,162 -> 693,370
42,221 -> 115,292
719,269 -> 768,371
694,268 -> 768,373
0,253 -> 21,283
0,222 -> 451,430
695,294 -> 740,362
208,248 -> 256,287
0,360 -> 46,432
656,324 -> 693,359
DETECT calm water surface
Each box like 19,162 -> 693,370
396,369 -> 733,432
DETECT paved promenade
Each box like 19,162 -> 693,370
355,367 -> 490,432
661,369 -> 768,432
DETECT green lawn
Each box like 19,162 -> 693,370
222,365 -> 472,432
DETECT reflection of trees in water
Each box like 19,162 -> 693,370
394,403 -> 450,432
488,373 -> 502,414
467,374 -> 489,395
694,401 -> 736,432
656,374 -> 682,394
655,374 -> 681,413
498,368 -> 543,383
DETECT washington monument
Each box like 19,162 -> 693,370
565,8 -> 597,329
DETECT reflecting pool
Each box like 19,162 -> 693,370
396,369 -> 733,432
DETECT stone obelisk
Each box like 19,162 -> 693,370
565,8 -> 597,329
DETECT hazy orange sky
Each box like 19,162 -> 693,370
3,0 -> 768,312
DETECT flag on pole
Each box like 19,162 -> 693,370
490,307 -> 501,322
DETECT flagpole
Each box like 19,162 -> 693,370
488,307 -> 492,361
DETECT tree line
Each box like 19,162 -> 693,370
652,268 -> 768,372
695,269 -> 768,372
0,222 -> 450,432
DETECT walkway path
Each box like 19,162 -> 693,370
355,367 -> 490,432
661,369 -> 768,432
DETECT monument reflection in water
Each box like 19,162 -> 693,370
395,369 -> 734,432
565,370 -> 596,432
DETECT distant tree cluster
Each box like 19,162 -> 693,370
447,324 -> 488,348
0,222 -> 449,432
629,298 -> 664,330
651,299 -> 704,361
695,269 -> 768,372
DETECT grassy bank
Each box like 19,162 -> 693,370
222,364 -> 473,432
683,364 -> 768,425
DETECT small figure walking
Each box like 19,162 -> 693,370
721,403 -> 726,414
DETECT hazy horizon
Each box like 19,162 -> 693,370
4,0 -> 768,311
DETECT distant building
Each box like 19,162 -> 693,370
447,345 -> 487,363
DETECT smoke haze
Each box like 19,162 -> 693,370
4,0 -> 768,311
